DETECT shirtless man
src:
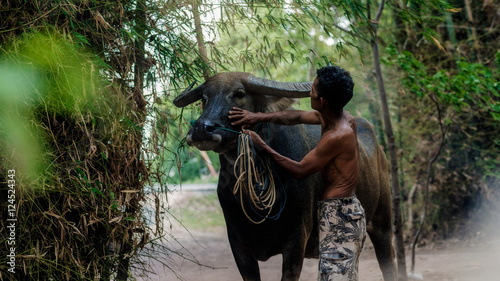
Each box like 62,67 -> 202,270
228,66 -> 366,281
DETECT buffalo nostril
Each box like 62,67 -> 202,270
203,121 -> 222,133
193,120 -> 222,133
205,124 -> 216,132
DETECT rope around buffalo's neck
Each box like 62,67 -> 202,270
189,121 -> 285,224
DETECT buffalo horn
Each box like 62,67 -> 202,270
173,81 -> 203,107
246,76 -> 312,98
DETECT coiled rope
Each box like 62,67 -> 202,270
189,121 -> 286,224
233,133 -> 286,224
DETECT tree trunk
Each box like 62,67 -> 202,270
407,184 -> 418,231
445,11 -> 457,52
192,0 -> 211,80
200,150 -> 218,177
372,38 -> 408,281
365,72 -> 386,149
192,0 -> 218,178
464,0 -> 480,61
370,2 -> 408,280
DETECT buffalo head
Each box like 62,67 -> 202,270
173,72 -> 312,153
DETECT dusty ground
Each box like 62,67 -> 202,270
137,191 -> 500,281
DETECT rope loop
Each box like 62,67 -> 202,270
233,132 -> 286,224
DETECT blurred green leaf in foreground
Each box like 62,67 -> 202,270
0,31 -> 100,187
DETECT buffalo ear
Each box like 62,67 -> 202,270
173,82 -> 204,107
261,96 -> 298,113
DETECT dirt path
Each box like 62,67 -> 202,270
138,191 -> 500,281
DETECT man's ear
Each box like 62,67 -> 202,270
320,97 -> 328,109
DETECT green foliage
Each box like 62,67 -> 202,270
386,47 -> 500,121
20,33 -> 98,113
496,51 -> 500,70
0,63 -> 43,182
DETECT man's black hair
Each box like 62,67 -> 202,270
316,66 -> 354,115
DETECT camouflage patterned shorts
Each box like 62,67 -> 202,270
318,196 -> 366,281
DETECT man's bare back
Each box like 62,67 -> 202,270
319,111 -> 359,199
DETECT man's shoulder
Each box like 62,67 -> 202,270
321,126 -> 352,144
316,126 -> 355,158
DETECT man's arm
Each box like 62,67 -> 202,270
229,107 -> 321,127
242,129 -> 343,179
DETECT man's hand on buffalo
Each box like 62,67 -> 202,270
229,107 -> 260,128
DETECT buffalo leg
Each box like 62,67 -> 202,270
368,224 -> 397,281
281,237 -> 307,281
227,231 -> 261,281
369,146 -> 398,281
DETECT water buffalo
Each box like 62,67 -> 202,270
173,72 -> 397,281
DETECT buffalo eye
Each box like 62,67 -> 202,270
232,89 -> 245,99
201,94 -> 208,109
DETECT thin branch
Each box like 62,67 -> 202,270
410,91 -> 447,273
192,0 -> 211,80
375,0 -> 385,23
